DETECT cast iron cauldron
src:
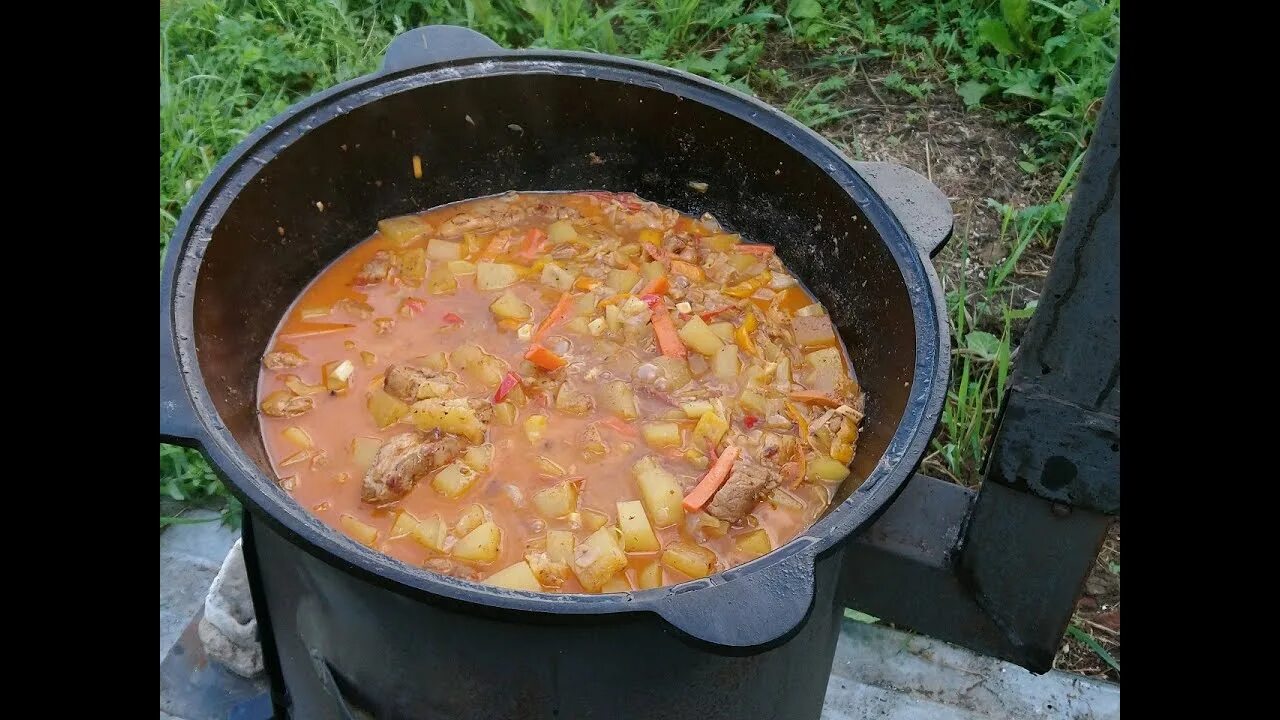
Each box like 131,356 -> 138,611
159,26 -> 953,720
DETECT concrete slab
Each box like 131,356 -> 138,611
823,620 -> 1120,719
159,510 -> 240,662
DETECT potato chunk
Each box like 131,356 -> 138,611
632,456 -> 684,528
641,422 -> 681,449
476,262 -> 520,290
677,316 -> 723,356
532,480 -> 579,519
733,529 -> 772,558
462,443 -> 494,472
431,461 -> 479,499
378,215 -> 430,246
661,542 -> 717,579
546,530 -> 576,565
490,291 -> 532,321
453,521 -> 502,564
390,511 -> 448,552
616,500 -> 660,552
410,398 -> 487,443
572,526 -> 628,592
340,515 -> 379,547
485,561 -> 542,591
602,381 -> 639,419
637,561 -> 663,589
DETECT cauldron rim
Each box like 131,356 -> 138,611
161,48 -> 949,645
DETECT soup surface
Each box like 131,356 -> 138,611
257,191 -> 864,593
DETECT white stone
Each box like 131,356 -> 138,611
197,539 -> 263,678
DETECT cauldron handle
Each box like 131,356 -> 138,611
381,25 -> 506,73
648,544 -> 817,651
851,161 -> 954,259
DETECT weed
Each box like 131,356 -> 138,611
160,444 -> 242,529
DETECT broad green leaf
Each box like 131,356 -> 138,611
1003,79 -> 1043,99
788,0 -> 823,20
978,18 -> 1018,55
957,80 -> 991,107
965,331 -> 1001,361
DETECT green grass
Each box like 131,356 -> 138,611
160,0 -> 1119,519
160,444 -> 242,529
926,147 -> 1084,483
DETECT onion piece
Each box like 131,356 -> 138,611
282,426 -> 313,449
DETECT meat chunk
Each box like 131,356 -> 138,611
262,350 -> 307,370
361,431 -> 465,504
706,463 -> 781,523
440,210 -> 498,237
355,250 -> 395,285
384,364 -> 441,403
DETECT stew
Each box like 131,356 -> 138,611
256,191 -> 864,593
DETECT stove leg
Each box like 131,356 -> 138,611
241,512 -> 290,718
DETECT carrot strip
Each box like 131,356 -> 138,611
736,243 -> 775,255
524,344 -> 567,370
788,390 -> 841,407
682,446 -> 740,511
639,275 -> 669,297
643,296 -> 687,358
516,228 -> 547,261
599,416 -> 638,436
533,291 -> 574,342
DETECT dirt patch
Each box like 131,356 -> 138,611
1057,520 -> 1121,681
754,44 -> 1059,315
